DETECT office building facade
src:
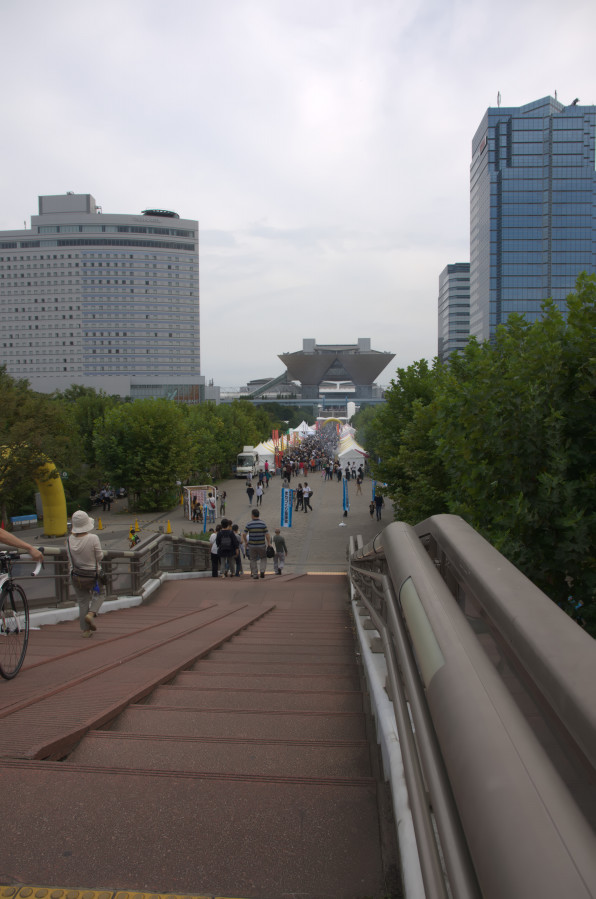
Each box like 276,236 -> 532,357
438,263 -> 470,362
0,193 -> 202,399
470,96 -> 596,342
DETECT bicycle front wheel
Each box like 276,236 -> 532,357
0,583 -> 30,679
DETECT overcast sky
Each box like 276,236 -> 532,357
2,0 -> 595,390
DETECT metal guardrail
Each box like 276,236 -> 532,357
13,534 -> 211,611
348,515 -> 596,899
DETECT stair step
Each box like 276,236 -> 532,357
143,685 -> 364,712
208,646 -> 354,660
65,732 -> 373,778
107,707 -> 367,741
175,672 -> 360,691
191,659 -> 359,677
0,760 -> 385,899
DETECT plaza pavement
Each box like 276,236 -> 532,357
27,471 -> 390,574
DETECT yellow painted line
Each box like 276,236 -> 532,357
0,889 -> 247,899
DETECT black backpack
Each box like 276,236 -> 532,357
218,530 -> 234,554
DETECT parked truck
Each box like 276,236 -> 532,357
235,446 -> 259,478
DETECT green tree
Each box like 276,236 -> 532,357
358,359 -> 443,517
434,277 -> 596,632
0,368 -> 78,522
53,385 -> 122,470
94,399 -> 192,511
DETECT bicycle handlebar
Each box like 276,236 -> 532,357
0,547 -> 44,575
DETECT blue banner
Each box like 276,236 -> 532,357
343,477 -> 350,513
281,488 -> 294,527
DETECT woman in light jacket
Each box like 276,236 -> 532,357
66,510 -> 104,638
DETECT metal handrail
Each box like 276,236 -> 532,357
349,517 -> 596,899
20,534 -> 212,611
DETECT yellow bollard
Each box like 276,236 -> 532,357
97,518 -> 103,530
166,520 -> 172,534
135,518 -> 140,532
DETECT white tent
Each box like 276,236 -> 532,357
337,435 -> 368,463
253,441 -> 276,471
292,420 -> 316,437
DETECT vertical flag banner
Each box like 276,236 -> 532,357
343,477 -> 350,514
281,488 -> 294,527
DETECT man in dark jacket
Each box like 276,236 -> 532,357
216,519 -> 240,577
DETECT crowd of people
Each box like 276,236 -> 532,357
208,509 -> 288,579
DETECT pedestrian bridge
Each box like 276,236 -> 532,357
1,515 -> 594,898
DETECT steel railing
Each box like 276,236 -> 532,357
348,515 -> 596,899
13,534 -> 211,611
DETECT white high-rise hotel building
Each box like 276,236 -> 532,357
0,193 -> 203,399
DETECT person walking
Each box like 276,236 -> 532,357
219,490 -> 227,516
303,482 -> 313,513
246,481 -> 255,506
209,525 -> 221,577
255,482 -> 264,506
295,483 -> 304,511
272,528 -> 288,575
216,518 -> 239,577
374,492 -> 384,521
231,523 -> 244,576
66,510 -> 105,638
242,509 -> 272,580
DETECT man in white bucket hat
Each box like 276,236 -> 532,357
66,510 -> 105,637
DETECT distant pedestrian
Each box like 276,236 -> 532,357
356,475 -> 363,495
231,523 -> 243,576
272,528 -> 288,575
206,492 -> 217,523
219,490 -> 227,515
374,493 -> 384,521
242,509 -> 272,580
216,518 -> 239,578
209,525 -> 221,577
303,482 -> 312,513
295,483 -> 304,511
369,500 -> 375,519
246,482 -> 255,505
256,483 -> 264,506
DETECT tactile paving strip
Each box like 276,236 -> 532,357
0,887 -> 246,899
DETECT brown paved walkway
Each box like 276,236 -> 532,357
0,574 -> 395,898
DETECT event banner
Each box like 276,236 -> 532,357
281,487 -> 294,527
343,477 -> 350,513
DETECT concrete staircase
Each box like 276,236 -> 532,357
61,604 -> 390,897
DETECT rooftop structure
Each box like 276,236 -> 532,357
278,338 -> 395,400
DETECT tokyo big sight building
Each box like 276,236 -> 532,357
469,95 -> 596,342
0,193 -> 203,399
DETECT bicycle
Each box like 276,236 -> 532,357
0,549 -> 44,679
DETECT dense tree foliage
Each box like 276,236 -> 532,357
256,402 -> 319,430
0,377 -> 272,516
357,275 -> 596,633
0,367 -> 80,521
93,399 -> 193,511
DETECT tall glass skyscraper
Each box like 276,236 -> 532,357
469,96 -> 596,342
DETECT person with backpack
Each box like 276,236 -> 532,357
216,518 -> 240,577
